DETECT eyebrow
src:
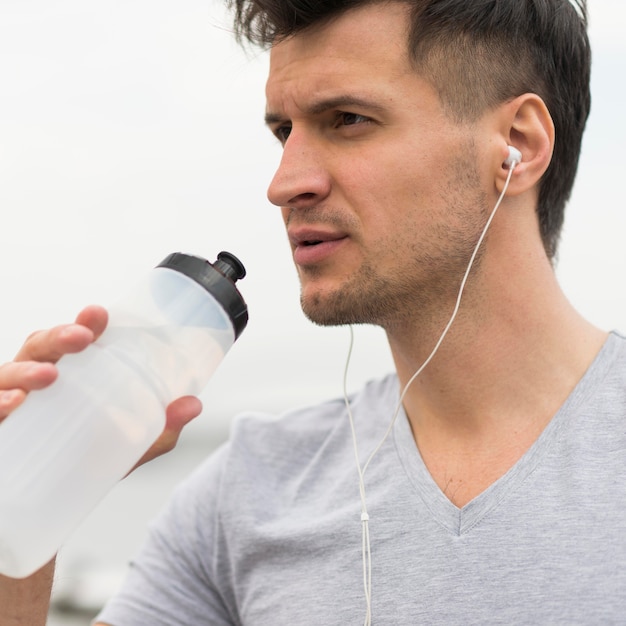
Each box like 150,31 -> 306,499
264,95 -> 387,126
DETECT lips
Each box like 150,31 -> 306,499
288,227 -> 348,265
289,228 -> 344,246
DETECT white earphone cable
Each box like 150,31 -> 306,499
343,159 -> 518,626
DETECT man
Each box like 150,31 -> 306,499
2,0 -> 624,624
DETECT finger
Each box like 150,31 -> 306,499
0,389 -> 26,420
74,305 -> 109,341
154,395 -> 203,456
132,396 -> 203,469
165,395 -> 203,436
14,325 -> 95,363
0,362 -> 58,420
0,361 -> 58,391
13,306 -> 109,363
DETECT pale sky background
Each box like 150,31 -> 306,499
0,0 -> 625,436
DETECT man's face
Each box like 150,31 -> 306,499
264,2 -> 493,329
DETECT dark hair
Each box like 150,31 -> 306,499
229,0 -> 591,259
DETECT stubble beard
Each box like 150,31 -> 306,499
299,155 -> 490,331
300,257 -> 404,327
299,241 -> 484,330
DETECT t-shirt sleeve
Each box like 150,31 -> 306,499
94,443 -> 238,626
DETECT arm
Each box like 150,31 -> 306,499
0,561 -> 54,626
0,306 -> 203,625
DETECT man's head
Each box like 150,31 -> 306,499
229,0 -> 591,260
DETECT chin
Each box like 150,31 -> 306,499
300,288 -> 383,328
300,289 -> 350,327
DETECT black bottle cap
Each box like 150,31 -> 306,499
156,252 -> 248,339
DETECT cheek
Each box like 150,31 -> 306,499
348,172 -> 455,264
344,143 -> 437,199
343,159 -> 437,232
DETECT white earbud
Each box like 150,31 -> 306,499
504,146 -> 522,169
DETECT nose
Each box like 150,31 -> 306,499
266,132 -> 331,209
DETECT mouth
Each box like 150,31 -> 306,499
288,228 -> 348,265
289,227 -> 347,247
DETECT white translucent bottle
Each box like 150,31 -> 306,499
0,251 -> 248,578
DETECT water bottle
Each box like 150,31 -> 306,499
0,251 -> 248,578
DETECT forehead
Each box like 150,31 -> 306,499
265,3 -> 414,111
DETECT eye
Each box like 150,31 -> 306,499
334,112 -> 370,128
273,123 -> 292,144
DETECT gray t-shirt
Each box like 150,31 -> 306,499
96,332 -> 626,625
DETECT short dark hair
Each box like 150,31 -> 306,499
229,0 -> 591,259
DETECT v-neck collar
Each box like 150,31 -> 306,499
392,332 -> 621,536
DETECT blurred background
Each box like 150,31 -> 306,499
0,1 -> 624,623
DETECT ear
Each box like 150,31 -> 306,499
494,93 -> 555,196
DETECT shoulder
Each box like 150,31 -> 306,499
228,372 -> 400,458
603,330 -> 626,373
556,331 -> 626,455
582,331 -> 626,402
173,374 -> 397,501
158,373 -> 399,537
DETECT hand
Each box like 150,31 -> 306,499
0,305 -> 203,468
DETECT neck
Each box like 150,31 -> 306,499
384,231 -> 606,506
